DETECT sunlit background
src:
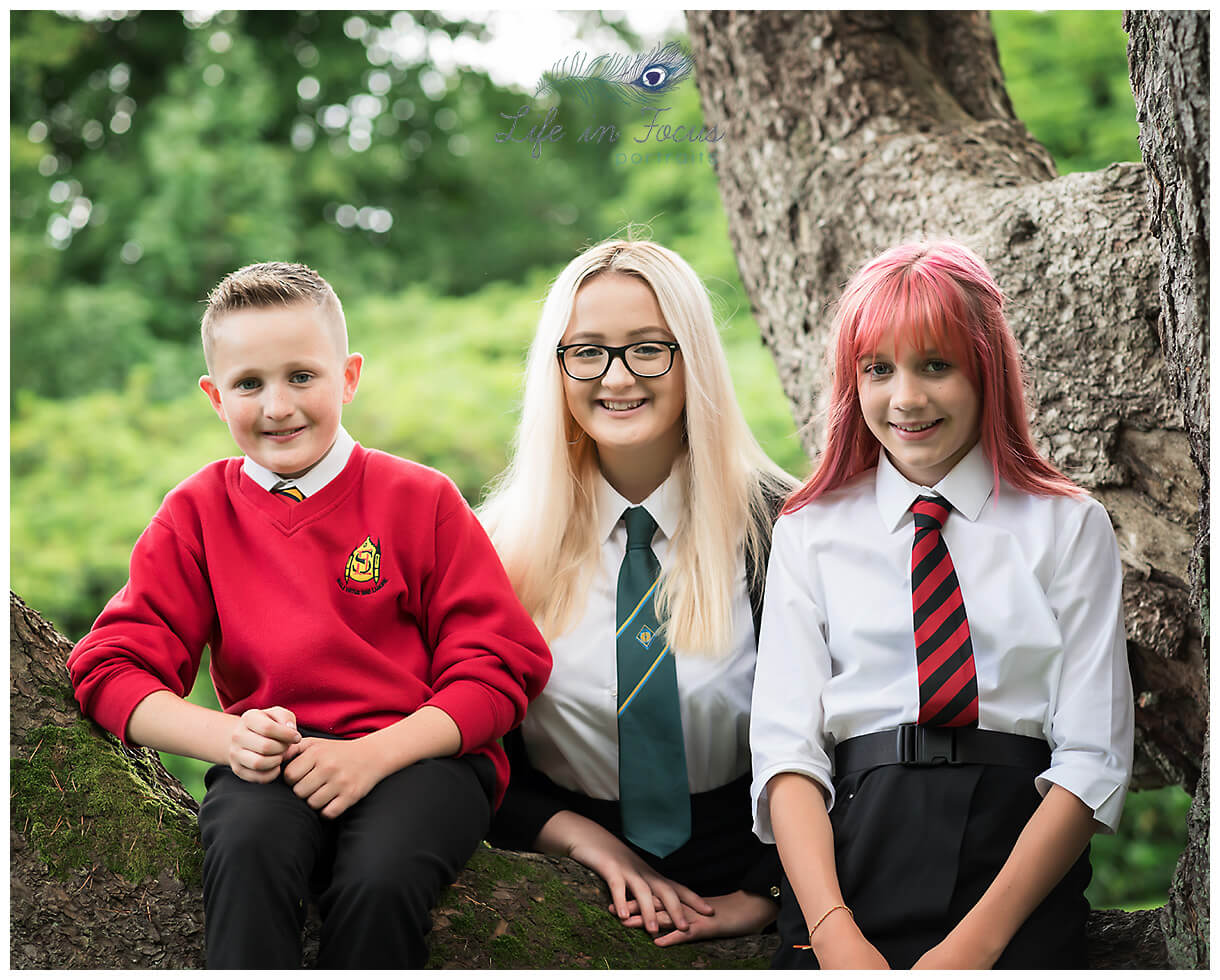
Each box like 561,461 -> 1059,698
10,9 -> 1185,912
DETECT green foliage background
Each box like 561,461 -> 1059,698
12,10 -> 1182,911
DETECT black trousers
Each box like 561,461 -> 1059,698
197,749 -> 494,969
772,763 -> 1092,969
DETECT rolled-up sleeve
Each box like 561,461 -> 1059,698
749,513 -> 835,844
1037,497 -> 1135,833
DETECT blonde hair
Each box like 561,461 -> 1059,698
201,261 -> 347,370
481,239 -> 795,655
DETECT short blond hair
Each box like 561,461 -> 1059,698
201,262 -> 347,370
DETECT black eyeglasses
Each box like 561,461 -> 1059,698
555,341 -> 681,381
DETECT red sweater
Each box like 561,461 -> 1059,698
67,445 -> 551,806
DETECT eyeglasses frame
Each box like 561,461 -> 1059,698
555,341 -> 682,381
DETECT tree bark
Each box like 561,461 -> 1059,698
9,592 -> 777,969
1125,9 -> 1210,970
687,8 -> 1207,968
8,592 -> 1172,967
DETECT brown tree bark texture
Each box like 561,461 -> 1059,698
1125,10 -> 1210,970
8,593 -> 1166,968
686,8 -> 1207,968
10,593 -> 780,969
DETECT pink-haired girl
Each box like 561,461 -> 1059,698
750,239 -> 1134,968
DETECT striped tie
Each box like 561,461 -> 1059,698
616,506 -> 690,857
271,482 -> 305,502
911,495 -> 979,727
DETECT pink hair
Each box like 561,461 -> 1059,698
785,239 -> 1079,513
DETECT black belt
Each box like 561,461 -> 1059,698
834,724 -> 1050,776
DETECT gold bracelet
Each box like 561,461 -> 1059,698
791,904 -> 853,949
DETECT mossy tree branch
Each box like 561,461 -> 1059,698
9,592 -> 777,968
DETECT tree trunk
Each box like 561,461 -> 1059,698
9,592 -> 778,968
8,592 -> 1173,967
687,8 -> 1207,968
1124,10 -> 1211,970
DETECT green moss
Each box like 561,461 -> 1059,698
431,847 -> 770,969
11,718 -> 203,886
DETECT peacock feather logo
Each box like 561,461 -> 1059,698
536,42 -> 694,106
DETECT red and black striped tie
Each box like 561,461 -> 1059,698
911,495 -> 979,727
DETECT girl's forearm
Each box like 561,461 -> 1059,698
941,784 -> 1097,964
768,773 -> 851,940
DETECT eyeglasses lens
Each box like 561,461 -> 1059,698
563,343 -> 672,380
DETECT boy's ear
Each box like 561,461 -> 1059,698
198,376 -> 228,421
342,353 -> 364,404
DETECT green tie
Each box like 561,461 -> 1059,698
616,506 -> 691,857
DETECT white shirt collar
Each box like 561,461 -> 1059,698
875,440 -> 994,532
594,465 -> 682,544
241,426 -> 356,497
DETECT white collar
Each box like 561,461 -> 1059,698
874,441 -> 994,532
242,426 -> 356,497
594,465 -> 682,544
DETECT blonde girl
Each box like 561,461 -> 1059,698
483,239 -> 796,945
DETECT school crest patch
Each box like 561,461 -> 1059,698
338,535 -> 386,595
635,626 -> 655,649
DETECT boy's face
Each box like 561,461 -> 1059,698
199,302 -> 362,479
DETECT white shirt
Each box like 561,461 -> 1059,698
241,426 -> 356,496
522,470 -> 758,798
750,443 -> 1134,839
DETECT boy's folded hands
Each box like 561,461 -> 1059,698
228,705 -> 385,819
228,706 -> 300,783
282,734 -> 384,819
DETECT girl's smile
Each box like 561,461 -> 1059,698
560,272 -> 686,502
857,332 -> 980,486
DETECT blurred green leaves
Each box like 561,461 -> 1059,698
991,10 -> 1141,174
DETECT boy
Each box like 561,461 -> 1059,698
68,262 -> 552,968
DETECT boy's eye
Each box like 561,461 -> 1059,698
289,372 -> 313,384
235,378 -> 260,391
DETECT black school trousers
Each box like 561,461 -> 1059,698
197,747 -> 494,969
771,762 -> 1092,969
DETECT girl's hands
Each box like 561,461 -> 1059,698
228,706 -> 299,782
538,812 -> 713,935
618,889 -> 777,946
911,920 -> 1002,969
809,910 -> 890,969
912,941 -> 991,970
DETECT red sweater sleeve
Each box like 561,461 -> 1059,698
417,481 -> 551,752
67,512 -> 216,744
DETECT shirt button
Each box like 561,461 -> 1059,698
770,885 -> 781,898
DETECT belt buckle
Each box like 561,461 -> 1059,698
896,724 -> 957,766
